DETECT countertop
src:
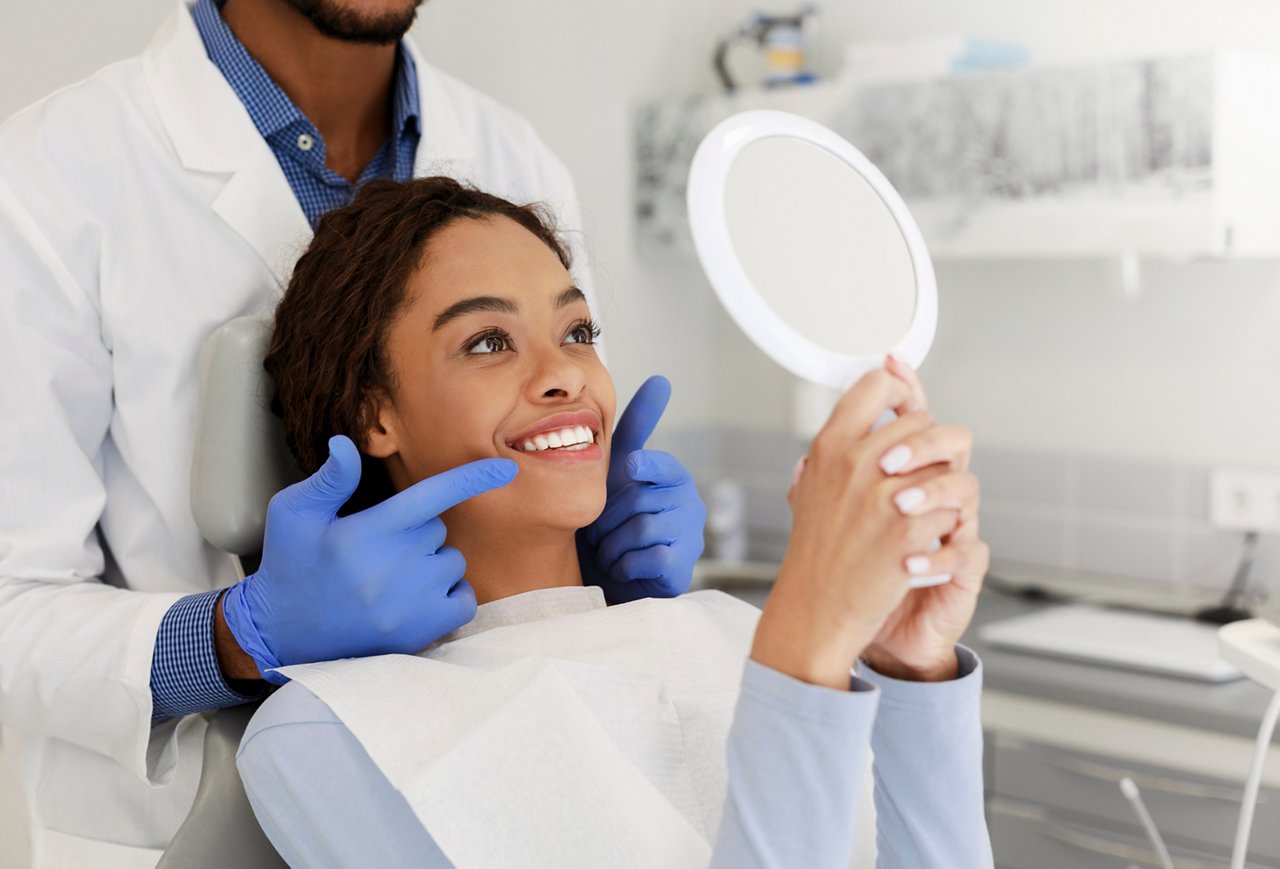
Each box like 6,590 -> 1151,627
964,588 -> 1277,741
708,569 -> 1278,741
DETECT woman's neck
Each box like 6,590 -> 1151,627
449,525 -> 584,605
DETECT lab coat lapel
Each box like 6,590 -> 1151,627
405,42 -> 476,178
142,3 -> 311,289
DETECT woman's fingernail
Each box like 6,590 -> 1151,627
880,445 -> 912,474
906,556 -> 932,576
894,487 -> 926,514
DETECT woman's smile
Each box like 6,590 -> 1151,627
504,409 -> 605,464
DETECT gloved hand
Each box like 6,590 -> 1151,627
578,376 -> 706,603
222,435 -> 517,684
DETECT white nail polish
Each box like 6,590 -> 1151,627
894,487 -> 926,514
880,445 -> 912,475
906,556 -> 932,576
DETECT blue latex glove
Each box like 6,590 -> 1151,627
578,376 -> 706,603
222,435 -> 517,684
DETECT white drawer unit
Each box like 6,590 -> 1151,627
984,690 -> 1280,868
988,798 -> 1247,869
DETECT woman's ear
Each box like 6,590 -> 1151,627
359,393 -> 400,459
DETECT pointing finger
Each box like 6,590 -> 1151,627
355,458 -> 518,532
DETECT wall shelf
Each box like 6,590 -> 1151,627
635,52 -> 1280,260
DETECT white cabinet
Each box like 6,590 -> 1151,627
636,52 -> 1280,260
983,690 -> 1280,868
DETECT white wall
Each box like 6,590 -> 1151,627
5,0 -> 1280,463
413,0 -> 1280,466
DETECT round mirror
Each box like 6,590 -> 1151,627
687,110 -> 937,390
688,110 -> 948,588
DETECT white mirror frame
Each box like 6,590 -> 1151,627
686,109 -> 938,390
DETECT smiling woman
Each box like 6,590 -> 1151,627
240,176 -> 994,868
268,177 -> 616,603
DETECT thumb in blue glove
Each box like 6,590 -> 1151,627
578,376 -> 706,603
222,435 -> 517,683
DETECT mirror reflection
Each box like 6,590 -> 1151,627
723,135 -> 917,357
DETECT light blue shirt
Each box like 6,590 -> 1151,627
237,646 -> 992,867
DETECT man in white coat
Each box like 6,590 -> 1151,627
0,1 -> 707,865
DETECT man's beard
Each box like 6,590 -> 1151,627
283,0 -> 424,45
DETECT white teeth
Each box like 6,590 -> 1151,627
516,424 -> 597,452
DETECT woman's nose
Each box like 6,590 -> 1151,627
526,342 -> 588,400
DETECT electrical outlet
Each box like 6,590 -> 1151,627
1210,467 -> 1280,532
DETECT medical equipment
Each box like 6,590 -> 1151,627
190,317 -> 303,560
163,319 -> 305,868
1217,619 -> 1280,869
713,6 -> 819,92
157,705 -> 286,869
686,110 -> 944,588
1105,619 -> 1280,868
1120,777 -> 1176,869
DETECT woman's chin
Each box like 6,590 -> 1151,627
495,492 -> 606,536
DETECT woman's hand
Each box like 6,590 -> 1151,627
750,369 -> 963,690
861,355 -> 988,682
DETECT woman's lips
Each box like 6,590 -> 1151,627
504,409 -> 606,464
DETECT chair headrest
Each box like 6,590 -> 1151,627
191,317 -> 303,556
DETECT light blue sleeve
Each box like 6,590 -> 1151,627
861,646 -> 994,869
709,660 -> 879,868
236,682 -> 452,869
238,651 -> 990,869
711,647 -> 991,869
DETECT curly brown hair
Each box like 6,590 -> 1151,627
265,176 -> 572,512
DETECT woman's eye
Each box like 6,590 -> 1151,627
564,321 -> 601,345
466,332 -> 511,354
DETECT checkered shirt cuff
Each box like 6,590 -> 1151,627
150,589 -> 264,722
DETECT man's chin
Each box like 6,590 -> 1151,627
284,0 -> 424,45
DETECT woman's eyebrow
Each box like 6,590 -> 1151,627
555,286 -> 586,308
432,296 -> 518,331
432,287 -> 585,332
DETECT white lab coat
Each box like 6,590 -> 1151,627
0,4 -> 593,866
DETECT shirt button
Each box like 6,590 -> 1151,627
296,133 -> 315,152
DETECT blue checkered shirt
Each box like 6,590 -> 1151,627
150,0 -> 422,721
190,0 -> 420,227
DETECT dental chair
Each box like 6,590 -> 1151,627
158,317 -> 301,869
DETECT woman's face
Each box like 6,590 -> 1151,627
364,215 -> 615,536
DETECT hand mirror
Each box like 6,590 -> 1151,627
686,109 -> 936,388
686,109 -> 946,587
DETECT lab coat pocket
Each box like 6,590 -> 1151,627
37,828 -> 165,869
33,722 -> 203,858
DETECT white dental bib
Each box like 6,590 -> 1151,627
279,587 -> 875,868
